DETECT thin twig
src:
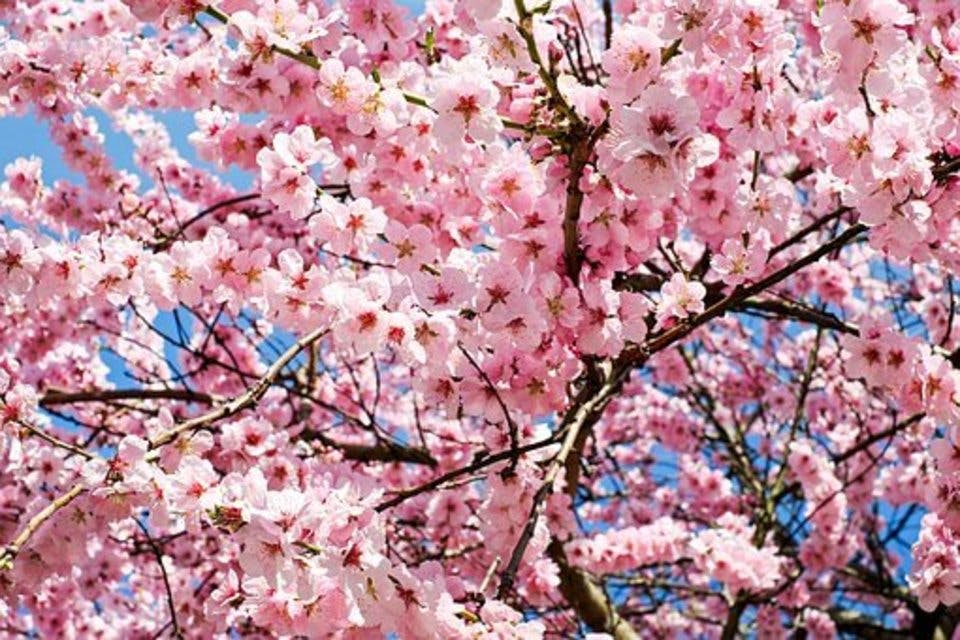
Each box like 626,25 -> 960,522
135,519 -> 184,640
457,343 -> 520,467
15,420 -> 93,459
375,436 -> 559,512
147,327 -> 328,453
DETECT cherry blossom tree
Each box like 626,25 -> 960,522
5,0 -> 960,636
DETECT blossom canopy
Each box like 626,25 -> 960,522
4,0 -> 960,638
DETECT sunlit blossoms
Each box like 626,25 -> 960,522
4,0 -> 960,637
257,124 -> 333,218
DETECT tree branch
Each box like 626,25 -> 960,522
135,519 -> 183,640
720,599 -> 747,640
147,327 -> 328,453
14,420 -> 93,459
548,539 -> 639,640
0,483 -> 86,570
621,223 -> 867,367
375,435 -> 560,512
457,342 -> 520,465
833,413 -> 924,464
303,430 -> 438,466
562,133 -> 594,285
496,366 -> 628,598
41,388 -> 216,407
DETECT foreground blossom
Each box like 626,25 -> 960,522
2,0 -> 960,638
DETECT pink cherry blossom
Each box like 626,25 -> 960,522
711,232 -> 768,286
616,85 -> 701,157
317,58 -> 369,115
5,1 -> 960,637
257,125 -> 332,218
657,273 -> 707,324
433,56 -> 503,147
601,25 -> 662,103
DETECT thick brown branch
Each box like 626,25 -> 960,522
785,164 -> 815,183
542,363 -> 640,639
41,388 -> 215,407
933,155 -> 960,182
562,133 -> 593,284
829,609 -> 913,639
548,540 -> 639,640
613,274 -> 857,335
496,363 -> 632,615
737,298 -> 857,334
496,370 -> 623,597
720,599 -> 747,640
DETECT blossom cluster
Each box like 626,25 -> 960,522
3,0 -> 960,637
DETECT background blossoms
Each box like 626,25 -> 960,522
4,0 -> 960,638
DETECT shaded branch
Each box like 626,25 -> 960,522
720,599 -> 748,640
829,609 -> 914,639
738,298 -> 857,335
375,436 -> 560,512
496,366 -> 627,598
562,132 -> 594,284
303,431 -> 438,467
41,388 -> 215,407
